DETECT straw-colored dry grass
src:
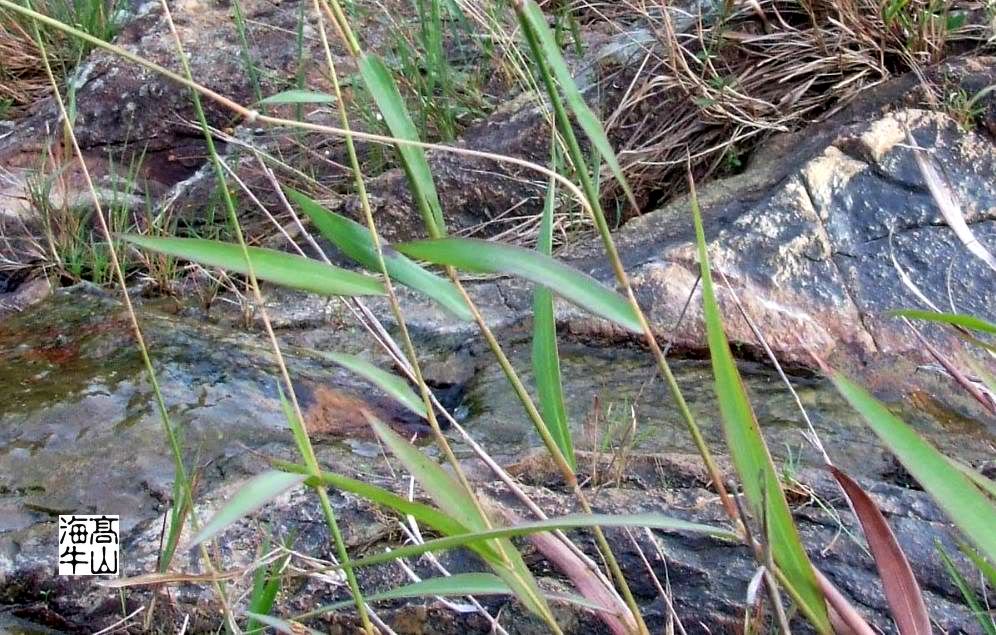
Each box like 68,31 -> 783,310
0,11 -> 52,116
584,0 -> 991,210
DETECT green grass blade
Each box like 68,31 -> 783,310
367,415 -> 488,532
340,512 -> 737,570
691,197 -> 830,632
397,238 -> 641,332
247,538 -> 291,631
274,459 -> 473,540
957,540 -> 996,589
532,163 -> 573,469
189,471 -> 306,548
245,613 -> 321,635
120,235 -> 385,297
317,351 -> 426,418
947,457 -> 996,499
258,89 -> 335,105
832,372 -> 996,561
889,309 -> 996,335
936,542 -> 996,635
306,573 -> 512,614
516,0 -> 635,208
285,188 -> 472,320
366,415 -> 552,619
358,53 -> 445,235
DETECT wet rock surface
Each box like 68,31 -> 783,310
0,285 -> 992,632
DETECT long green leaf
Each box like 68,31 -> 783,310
285,188 -> 471,320
397,238 -> 641,332
306,573 -> 512,614
532,161 -> 573,469
936,543 -> 996,635
317,351 -> 426,418
120,235 -> 384,297
245,613 -> 321,635
366,415 -> 552,619
358,53 -> 445,235
274,459 -> 472,540
189,471 -> 306,547
258,89 -> 335,105
889,309 -> 996,335
342,512 -> 736,571
516,0 -> 635,208
832,372 -> 996,561
691,196 -> 830,632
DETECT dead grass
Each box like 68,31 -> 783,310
0,10 -> 52,116
581,0 -> 991,211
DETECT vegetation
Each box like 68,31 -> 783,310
0,0 -> 994,632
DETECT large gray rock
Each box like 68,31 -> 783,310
560,103 -> 996,367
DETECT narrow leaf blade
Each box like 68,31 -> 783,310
358,54 -> 445,234
691,194 -> 829,631
307,573 -> 512,614
889,309 -> 996,335
121,235 -> 385,297
397,238 -> 641,332
320,351 -> 426,418
189,471 -> 306,547
532,167 -> 573,468
832,372 -> 996,561
286,188 -> 471,320
259,89 -> 335,105
831,467 -> 931,635
517,0 -> 635,208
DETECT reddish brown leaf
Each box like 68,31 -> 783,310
831,467 -> 931,635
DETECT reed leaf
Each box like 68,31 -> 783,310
258,89 -> 334,105
342,512 -> 736,571
514,0 -> 635,208
286,188 -> 471,320
532,162 -> 573,469
889,309 -> 996,335
358,53 -> 445,235
832,373 -> 996,561
397,238 -> 641,332
691,196 -> 830,632
189,471 -> 306,548
307,573 -> 512,613
319,351 -> 426,418
366,415 -> 553,620
121,235 -> 384,297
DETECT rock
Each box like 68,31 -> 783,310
561,98 -> 996,367
0,286 -> 991,631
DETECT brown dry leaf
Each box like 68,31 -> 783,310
831,467 -> 932,635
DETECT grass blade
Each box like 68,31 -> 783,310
246,613 -> 321,635
366,415 -> 552,619
189,471 -> 306,548
340,512 -> 736,570
831,467 -> 930,634
691,197 -> 830,631
121,235 -> 385,297
258,89 -> 335,105
889,309 -> 996,335
307,573 -> 512,614
319,351 -> 426,418
947,458 -> 996,499
532,162 -> 573,469
936,543 -> 996,635
515,0 -> 635,209
832,372 -> 996,561
397,238 -> 641,332
358,53 -> 445,235
286,188 -> 472,320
